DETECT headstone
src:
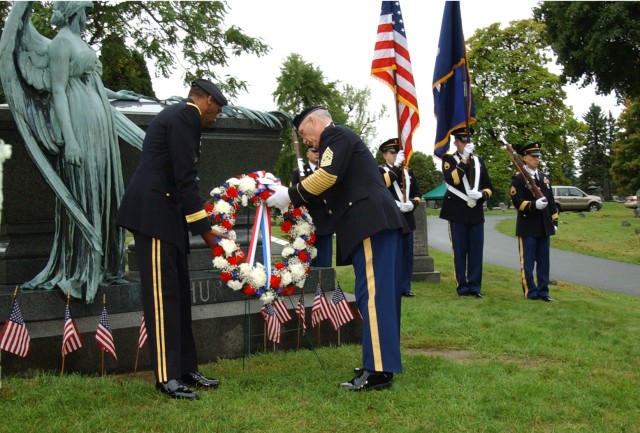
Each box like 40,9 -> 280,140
411,201 -> 441,282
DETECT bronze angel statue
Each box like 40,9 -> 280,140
0,1 -> 145,302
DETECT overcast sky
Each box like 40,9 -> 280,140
153,0 -> 621,156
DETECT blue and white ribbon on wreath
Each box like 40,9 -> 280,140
246,201 -> 272,289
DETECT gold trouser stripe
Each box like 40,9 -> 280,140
518,237 -> 529,298
152,238 -> 167,382
363,238 -> 383,371
185,209 -> 207,223
301,168 -> 337,195
447,222 -> 459,287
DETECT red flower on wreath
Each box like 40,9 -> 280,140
209,171 -> 317,303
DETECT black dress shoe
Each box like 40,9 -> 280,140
182,371 -> 220,389
540,296 -> 555,302
402,291 -> 415,297
457,292 -> 470,297
339,370 -> 393,391
472,292 -> 484,298
155,379 -> 199,400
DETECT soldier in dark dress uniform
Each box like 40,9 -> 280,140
267,107 -> 407,391
439,128 -> 494,298
290,147 -> 334,267
379,138 -> 422,297
117,79 -> 228,400
510,142 -> 558,301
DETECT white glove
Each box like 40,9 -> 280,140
394,150 -> 405,167
535,197 -> 548,210
399,201 -> 414,213
462,143 -> 475,159
265,185 -> 291,210
467,189 -> 483,200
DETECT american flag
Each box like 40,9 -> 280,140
261,302 -> 282,344
273,299 -> 292,324
62,303 -> 83,356
371,0 -> 420,166
432,0 -> 476,158
328,284 -> 354,331
311,283 -> 330,327
95,306 -> 117,360
137,316 -> 148,349
0,298 -> 31,357
296,292 -> 306,330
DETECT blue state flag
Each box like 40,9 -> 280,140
432,1 -> 476,158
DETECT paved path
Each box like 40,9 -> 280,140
427,214 -> 640,297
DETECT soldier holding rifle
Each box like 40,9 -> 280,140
508,142 -> 558,302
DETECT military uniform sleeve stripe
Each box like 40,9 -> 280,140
451,169 -> 461,185
519,201 -> 531,212
383,172 -> 393,187
185,209 -> 207,223
301,168 -> 337,195
483,188 -> 493,198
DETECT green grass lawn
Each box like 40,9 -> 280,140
493,201 -> 640,265
2,203 -> 639,432
2,246 -> 639,432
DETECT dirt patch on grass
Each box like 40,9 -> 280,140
405,348 -> 473,362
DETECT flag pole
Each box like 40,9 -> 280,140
392,72 -> 408,200
100,294 -> 106,377
316,272 -> 322,346
263,321 -> 267,353
61,290 -> 71,375
133,336 -> 140,374
0,286 -> 15,389
296,290 -> 301,350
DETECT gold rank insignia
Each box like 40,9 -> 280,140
510,186 -> 516,195
320,148 -> 334,167
444,161 -> 450,170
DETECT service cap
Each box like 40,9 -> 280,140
379,138 -> 400,153
191,79 -> 228,107
292,106 -> 325,131
518,142 -> 542,157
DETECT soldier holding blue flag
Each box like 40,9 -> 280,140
439,128 -> 493,298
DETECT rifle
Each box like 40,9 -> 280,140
500,136 -> 544,199
292,129 -> 306,178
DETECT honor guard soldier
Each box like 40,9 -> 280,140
267,107 -> 407,391
439,127 -> 494,298
117,79 -> 228,400
379,138 -> 422,297
510,142 -> 558,301
290,146 -> 334,267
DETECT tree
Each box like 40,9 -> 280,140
272,53 -> 388,182
535,2 -> 640,100
341,84 -> 388,149
467,19 -> 581,203
271,54 -> 346,182
578,104 -> 616,199
0,1 -> 269,98
99,34 -> 156,98
407,152 -> 441,196
610,98 -> 640,196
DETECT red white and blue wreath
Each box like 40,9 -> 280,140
206,170 -> 317,304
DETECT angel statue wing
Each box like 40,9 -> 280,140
0,2 -> 103,252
